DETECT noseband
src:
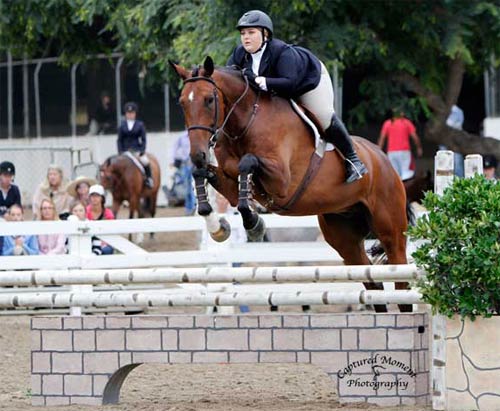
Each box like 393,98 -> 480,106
183,74 -> 260,145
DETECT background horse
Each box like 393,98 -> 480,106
172,57 -> 411,312
100,153 -> 161,221
404,169 -> 433,204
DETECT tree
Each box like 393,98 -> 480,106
2,0 -> 500,156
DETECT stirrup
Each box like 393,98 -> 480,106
345,159 -> 367,184
145,177 -> 154,188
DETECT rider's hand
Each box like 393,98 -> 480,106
242,68 -> 257,84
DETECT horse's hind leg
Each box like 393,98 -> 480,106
318,213 -> 387,313
237,154 -> 266,242
370,204 -> 412,312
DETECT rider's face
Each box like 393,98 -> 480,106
125,111 -> 136,121
240,27 -> 263,53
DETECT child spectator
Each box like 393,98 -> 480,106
0,161 -> 21,219
86,184 -> 114,254
2,204 -> 39,256
32,165 -> 72,220
37,198 -> 66,255
70,201 -> 102,255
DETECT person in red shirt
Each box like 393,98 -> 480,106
86,184 -> 115,254
378,109 -> 423,180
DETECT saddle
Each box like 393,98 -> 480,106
289,100 -> 335,155
122,152 -> 149,185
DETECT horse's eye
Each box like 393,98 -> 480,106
205,96 -> 214,106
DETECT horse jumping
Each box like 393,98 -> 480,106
172,57 -> 411,312
100,153 -> 161,220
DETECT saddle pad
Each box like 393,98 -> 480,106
123,151 -> 146,175
290,100 -> 334,152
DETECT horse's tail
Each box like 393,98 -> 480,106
368,201 -> 415,262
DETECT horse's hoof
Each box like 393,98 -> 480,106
246,216 -> 266,242
210,217 -> 231,242
198,203 -> 213,216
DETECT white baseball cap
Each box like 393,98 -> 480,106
88,184 -> 106,197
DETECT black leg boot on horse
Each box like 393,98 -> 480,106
325,114 -> 368,184
238,154 -> 266,242
144,164 -> 154,189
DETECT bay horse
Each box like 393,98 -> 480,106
171,57 -> 411,312
100,153 -> 161,221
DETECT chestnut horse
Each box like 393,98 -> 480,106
100,153 -> 161,220
172,57 -> 411,312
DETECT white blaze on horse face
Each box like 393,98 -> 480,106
188,90 -> 195,102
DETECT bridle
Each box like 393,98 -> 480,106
183,73 -> 260,146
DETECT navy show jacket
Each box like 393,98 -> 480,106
227,38 -> 321,99
117,120 -> 147,154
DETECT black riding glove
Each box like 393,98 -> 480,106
242,68 -> 258,87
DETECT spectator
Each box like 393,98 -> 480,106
69,201 -> 103,255
37,198 -> 66,255
117,102 -> 154,188
2,204 -> 39,256
440,104 -> 465,177
94,92 -> 115,134
86,184 -> 114,255
483,154 -> 498,181
0,161 -> 21,219
170,131 -> 196,215
378,108 -> 423,180
32,165 -> 72,220
67,175 -> 97,206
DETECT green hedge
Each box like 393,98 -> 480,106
408,175 -> 500,320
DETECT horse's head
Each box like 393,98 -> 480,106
170,56 -> 222,169
99,157 -> 116,190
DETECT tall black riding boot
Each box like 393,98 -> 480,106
324,113 -> 368,183
144,165 -> 154,188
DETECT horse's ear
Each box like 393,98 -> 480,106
203,56 -> 214,77
169,60 -> 189,80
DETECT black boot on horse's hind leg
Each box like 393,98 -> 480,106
238,154 -> 267,242
144,164 -> 154,189
325,114 -> 368,184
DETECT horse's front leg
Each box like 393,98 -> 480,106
192,166 -> 231,243
238,154 -> 266,242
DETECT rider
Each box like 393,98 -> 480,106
117,102 -> 154,188
227,10 -> 367,184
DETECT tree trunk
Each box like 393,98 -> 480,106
425,119 -> 500,159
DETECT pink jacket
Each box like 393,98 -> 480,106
37,233 -> 67,255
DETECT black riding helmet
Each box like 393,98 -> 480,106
0,161 -> 15,175
236,10 -> 274,37
483,154 -> 498,169
123,101 -> 138,113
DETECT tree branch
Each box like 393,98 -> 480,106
393,72 -> 447,115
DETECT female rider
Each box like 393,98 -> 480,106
227,10 -> 367,184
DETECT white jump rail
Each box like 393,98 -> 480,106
0,288 -> 422,308
0,264 -> 425,286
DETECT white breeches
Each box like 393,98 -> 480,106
298,62 -> 335,129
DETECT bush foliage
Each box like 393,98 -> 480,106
408,175 -> 500,320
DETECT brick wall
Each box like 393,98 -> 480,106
31,313 -> 429,406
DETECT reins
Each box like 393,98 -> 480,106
183,73 -> 260,146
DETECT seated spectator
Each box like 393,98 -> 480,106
37,198 -> 66,255
0,161 -> 21,219
2,204 -> 39,256
32,165 -> 72,220
483,154 -> 497,181
86,184 -> 114,254
70,201 -> 102,255
67,175 -> 96,206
